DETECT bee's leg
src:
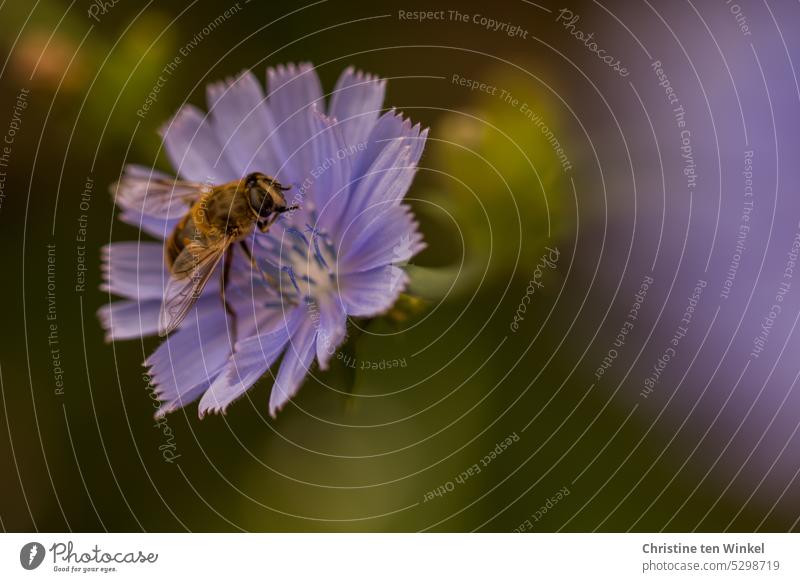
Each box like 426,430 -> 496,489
239,240 -> 277,288
221,245 -> 237,341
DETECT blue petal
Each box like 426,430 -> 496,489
118,210 -> 178,240
269,316 -> 317,417
353,110 -> 426,180
160,105 -> 238,183
266,63 -> 324,184
360,126 -> 427,211
198,306 -> 303,416
315,295 -> 347,370
337,134 -> 424,244
155,383 -> 210,419
339,266 -> 408,317
305,110 -> 353,235
97,299 -> 160,341
206,70 -> 286,179
340,204 -> 425,274
330,67 -> 385,153
146,299 -> 232,415
101,242 -> 166,300
104,65 -> 430,419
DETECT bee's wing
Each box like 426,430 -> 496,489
158,237 -> 230,336
112,165 -> 209,219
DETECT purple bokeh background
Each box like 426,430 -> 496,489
574,0 -> 800,517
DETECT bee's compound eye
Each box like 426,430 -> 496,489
248,187 -> 270,215
245,172 -> 263,188
248,187 -> 262,209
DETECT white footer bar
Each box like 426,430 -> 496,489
1,533 -> 797,581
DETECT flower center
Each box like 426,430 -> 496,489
271,223 -> 337,304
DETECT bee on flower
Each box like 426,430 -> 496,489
99,63 -> 428,417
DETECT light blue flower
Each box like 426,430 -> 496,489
99,63 -> 427,417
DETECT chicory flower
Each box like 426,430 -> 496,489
99,63 -> 427,417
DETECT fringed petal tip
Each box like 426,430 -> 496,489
97,299 -> 161,342
108,180 -> 120,199
342,65 -> 386,86
149,374 -> 204,420
268,400 -> 285,419
196,366 -> 241,418
267,61 -> 315,81
268,381 -> 302,418
155,394 -> 204,420
196,403 -> 227,419
379,108 -> 427,132
96,305 -> 114,343
205,69 -> 262,109
157,104 -> 202,139
154,402 -> 177,420
197,371 -> 262,419
310,101 -> 335,124
196,384 -> 248,419
153,384 -> 205,419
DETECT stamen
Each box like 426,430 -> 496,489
285,226 -> 309,245
261,300 -> 294,310
305,224 -> 330,270
281,265 -> 301,295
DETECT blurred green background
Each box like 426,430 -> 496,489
0,0 -> 790,532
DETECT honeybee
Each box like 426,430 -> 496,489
114,168 -> 297,337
